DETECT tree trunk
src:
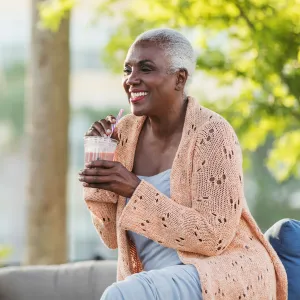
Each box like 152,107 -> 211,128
24,0 -> 70,265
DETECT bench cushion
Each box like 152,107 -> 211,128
0,260 -> 117,300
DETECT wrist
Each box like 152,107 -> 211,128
129,177 -> 141,198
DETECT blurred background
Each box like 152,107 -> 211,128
0,0 -> 299,266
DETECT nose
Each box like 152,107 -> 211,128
125,69 -> 141,86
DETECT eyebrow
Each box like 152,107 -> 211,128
125,59 -> 155,66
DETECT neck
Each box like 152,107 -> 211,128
146,96 -> 188,139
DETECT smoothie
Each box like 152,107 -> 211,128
84,151 -> 115,163
84,136 -> 118,164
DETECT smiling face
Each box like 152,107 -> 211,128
122,41 -> 180,116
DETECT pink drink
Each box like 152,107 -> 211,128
84,152 -> 115,163
84,137 -> 118,164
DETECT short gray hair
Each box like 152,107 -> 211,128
133,28 -> 196,78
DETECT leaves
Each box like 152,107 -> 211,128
98,0 -> 300,181
267,130 -> 300,181
39,0 -> 300,181
39,0 -> 75,32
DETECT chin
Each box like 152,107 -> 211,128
131,107 -> 146,117
130,103 -> 149,117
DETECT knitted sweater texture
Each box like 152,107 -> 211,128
84,97 -> 287,300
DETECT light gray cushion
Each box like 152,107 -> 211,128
0,260 -> 117,300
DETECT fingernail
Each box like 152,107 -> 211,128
83,183 -> 89,187
106,129 -> 111,134
79,170 -> 84,174
78,176 -> 84,181
85,162 -> 91,167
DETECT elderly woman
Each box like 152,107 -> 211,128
79,28 -> 287,300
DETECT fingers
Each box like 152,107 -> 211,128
85,127 -> 99,136
92,121 -> 107,136
98,119 -> 112,136
106,115 -> 116,124
86,160 -> 118,169
85,115 -> 116,137
78,161 -> 120,185
106,115 -> 118,140
78,160 -> 118,186
99,116 -> 116,135
79,175 -> 112,184
79,167 -> 111,176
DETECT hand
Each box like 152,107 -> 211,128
85,115 -> 119,141
78,160 -> 141,198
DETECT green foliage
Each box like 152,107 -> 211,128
97,0 -> 300,181
38,0 -> 75,32
267,130 -> 300,181
37,0 -> 300,181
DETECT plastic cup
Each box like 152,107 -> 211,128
84,136 -> 118,164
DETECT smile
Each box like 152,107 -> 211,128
130,91 -> 149,103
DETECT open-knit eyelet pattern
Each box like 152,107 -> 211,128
84,97 -> 287,300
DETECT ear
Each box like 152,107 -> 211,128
175,69 -> 188,91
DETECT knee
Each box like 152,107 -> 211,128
101,284 -> 122,300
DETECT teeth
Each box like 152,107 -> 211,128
131,92 -> 148,98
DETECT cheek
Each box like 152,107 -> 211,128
155,79 -> 174,96
154,73 -> 174,88
122,78 -> 128,91
147,77 -> 166,93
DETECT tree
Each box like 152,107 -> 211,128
24,0 -> 70,265
38,1 -> 300,182
97,0 -> 300,181
38,0 -> 299,232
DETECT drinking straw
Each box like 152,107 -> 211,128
110,108 -> 124,137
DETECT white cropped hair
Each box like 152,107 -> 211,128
133,28 -> 196,78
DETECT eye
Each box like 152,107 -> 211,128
123,67 -> 131,75
141,67 -> 151,72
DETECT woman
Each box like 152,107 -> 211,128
79,28 -> 287,300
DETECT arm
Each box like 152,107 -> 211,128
85,188 -> 118,249
82,114 -> 132,249
118,120 -> 244,256
83,161 -> 119,250
86,199 -> 118,249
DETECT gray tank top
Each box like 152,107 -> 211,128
126,169 -> 182,271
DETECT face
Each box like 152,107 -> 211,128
122,41 -> 180,116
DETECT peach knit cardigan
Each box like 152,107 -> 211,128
84,97 -> 287,300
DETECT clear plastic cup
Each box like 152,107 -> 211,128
84,136 -> 118,164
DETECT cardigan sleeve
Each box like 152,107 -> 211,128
83,115 -> 132,249
85,189 -> 118,249
118,120 -> 244,256
83,160 -> 119,250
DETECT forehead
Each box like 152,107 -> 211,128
125,41 -> 169,65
